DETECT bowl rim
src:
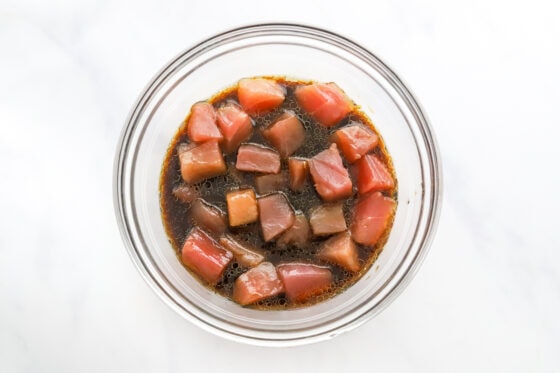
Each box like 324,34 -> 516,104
113,22 -> 443,346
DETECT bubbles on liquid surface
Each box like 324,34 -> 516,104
160,78 -> 396,309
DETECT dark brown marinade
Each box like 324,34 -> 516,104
160,78 -> 397,309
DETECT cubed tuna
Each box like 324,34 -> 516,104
181,227 -> 233,285
226,189 -> 258,227
309,203 -> 347,236
216,103 -> 253,154
178,141 -> 226,184
288,157 -> 309,192
276,263 -> 332,302
331,124 -> 378,163
172,184 -> 199,203
236,143 -> 281,174
255,171 -> 288,194
309,143 -> 353,201
233,262 -> 284,306
353,154 -> 395,194
277,212 -> 311,249
219,234 -> 265,268
294,82 -> 353,127
258,192 -> 295,242
237,78 -> 285,114
186,102 -> 223,143
317,231 -> 360,272
351,191 -> 395,246
262,111 -> 305,157
190,198 -> 227,235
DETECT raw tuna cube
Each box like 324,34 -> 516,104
277,263 -> 332,302
178,141 -> 226,184
226,189 -> 258,227
216,103 -> 253,154
172,184 -> 199,203
294,82 -> 353,127
309,144 -> 352,201
255,171 -> 288,194
236,143 -> 281,174
309,203 -> 347,236
258,192 -> 295,241
186,102 -> 223,143
233,262 -> 284,306
332,124 -> 378,163
176,142 -> 196,154
237,78 -> 285,114
219,234 -> 264,268
353,154 -> 395,194
181,227 -> 233,285
317,231 -> 360,272
351,191 -> 396,246
288,157 -> 309,192
190,198 -> 227,235
277,212 -> 311,249
262,111 -> 305,157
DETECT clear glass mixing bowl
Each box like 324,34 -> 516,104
113,23 -> 442,346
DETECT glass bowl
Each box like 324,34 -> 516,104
113,23 -> 442,346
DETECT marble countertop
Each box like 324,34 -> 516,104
1,0 -> 559,371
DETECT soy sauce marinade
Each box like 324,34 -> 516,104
160,77 -> 397,309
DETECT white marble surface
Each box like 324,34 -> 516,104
1,0 -> 559,371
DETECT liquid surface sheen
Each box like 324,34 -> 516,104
160,77 -> 397,309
